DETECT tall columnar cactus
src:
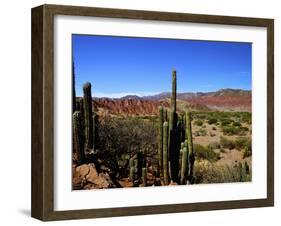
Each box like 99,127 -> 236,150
158,107 -> 164,176
169,113 -> 179,182
129,167 -> 135,182
129,158 -> 135,182
171,70 -> 177,112
168,110 -> 175,157
72,61 -> 76,113
170,114 -> 180,182
93,113 -> 100,151
79,98 -> 85,129
157,70 -> 196,185
79,98 -> 84,114
180,114 -> 186,143
142,167 -> 147,186
137,150 -> 145,179
76,99 -> 80,111
83,82 -> 93,151
180,146 -> 189,184
73,111 -> 85,165
163,121 -> 169,185
179,142 -> 185,175
186,111 -> 195,182
164,109 -> 168,122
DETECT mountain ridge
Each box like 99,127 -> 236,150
91,88 -> 251,116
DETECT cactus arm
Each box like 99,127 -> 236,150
83,82 -> 93,152
158,107 -> 164,177
171,70 -> 177,112
73,111 -> 85,165
180,147 -> 188,184
186,111 -> 195,182
163,121 -> 169,185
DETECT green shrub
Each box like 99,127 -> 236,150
233,122 -> 242,127
208,142 -> 220,149
208,118 -> 218,124
193,113 -> 207,120
222,125 -> 240,135
194,128 -> 207,136
240,112 -> 252,124
241,126 -> 249,132
220,136 -> 235,150
220,148 -> 226,153
194,144 -> 220,162
221,119 -> 233,126
194,161 -> 251,184
244,161 -> 250,174
243,146 -> 252,158
234,137 -> 249,150
194,120 -> 204,126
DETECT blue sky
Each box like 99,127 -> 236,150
72,34 -> 252,98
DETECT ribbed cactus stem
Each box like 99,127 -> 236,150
142,167 -> 147,186
93,113 -> 99,151
76,99 -> 80,111
129,158 -> 134,168
164,109 -> 168,122
137,151 -> 144,179
83,82 -> 93,151
73,111 -> 84,165
186,111 -> 195,182
158,107 -> 164,176
163,121 -> 169,185
177,119 -> 182,144
169,110 -> 179,182
79,98 -> 84,114
171,70 -> 177,112
180,114 -> 186,143
180,147 -> 188,184
179,142 -> 185,174
181,142 -> 185,149
129,167 -> 135,182
168,110 -> 175,158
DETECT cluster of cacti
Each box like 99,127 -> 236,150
72,64 -> 99,165
128,151 -> 148,186
158,70 -> 195,185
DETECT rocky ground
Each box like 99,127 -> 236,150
72,162 -> 161,189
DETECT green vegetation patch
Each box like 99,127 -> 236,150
194,144 -> 220,162
194,119 -> 204,126
194,161 -> 251,184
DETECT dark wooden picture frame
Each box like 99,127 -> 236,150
31,4 -> 274,221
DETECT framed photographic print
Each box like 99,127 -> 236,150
31,4 -> 274,221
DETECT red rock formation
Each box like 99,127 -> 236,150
94,98 -> 169,116
87,89 -> 251,116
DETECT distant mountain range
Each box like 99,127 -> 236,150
92,89 -> 251,116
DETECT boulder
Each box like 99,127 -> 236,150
74,163 -> 115,189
